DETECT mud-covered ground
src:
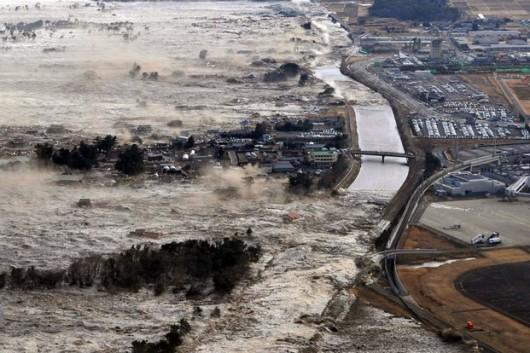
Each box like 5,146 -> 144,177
1,1 -> 469,352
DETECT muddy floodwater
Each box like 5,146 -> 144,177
0,1 -> 467,353
0,0 -> 328,134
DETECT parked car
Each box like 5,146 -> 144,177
470,232 -> 501,247
471,233 -> 486,246
487,232 -> 502,246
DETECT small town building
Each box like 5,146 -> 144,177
305,148 -> 339,168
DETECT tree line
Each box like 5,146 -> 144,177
35,135 -> 145,175
1,238 -> 261,297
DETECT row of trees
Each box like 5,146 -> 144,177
35,136 -> 145,175
2,238 -> 261,296
274,119 -> 313,132
35,135 -> 117,170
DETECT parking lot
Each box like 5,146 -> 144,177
420,198 -> 530,247
378,68 -> 530,140
410,117 -> 530,139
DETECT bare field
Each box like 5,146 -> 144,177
402,225 -> 462,250
459,74 -> 510,106
451,0 -> 530,19
399,248 -> 530,353
502,79 -> 530,117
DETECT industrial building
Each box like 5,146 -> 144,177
435,171 -> 505,196
360,35 -> 437,53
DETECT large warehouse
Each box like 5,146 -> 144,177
435,171 -> 506,196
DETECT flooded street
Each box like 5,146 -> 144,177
1,1 -> 465,353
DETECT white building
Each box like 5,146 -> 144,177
305,148 -> 339,168
436,172 -> 505,196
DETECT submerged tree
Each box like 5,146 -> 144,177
35,143 -> 54,161
184,136 -> 195,149
288,172 -> 314,194
115,144 -> 145,175
95,135 -> 117,156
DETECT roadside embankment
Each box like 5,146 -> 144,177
333,104 -> 361,191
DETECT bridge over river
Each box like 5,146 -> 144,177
350,149 -> 415,163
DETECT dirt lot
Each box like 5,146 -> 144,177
399,248 -> 530,353
459,74 -> 510,106
402,224 -> 464,250
501,79 -> 530,117
451,0 -> 530,19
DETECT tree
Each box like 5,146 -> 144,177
48,141 -> 98,170
129,63 -> 141,78
79,141 -> 98,163
95,135 -> 117,156
254,122 -> 267,139
60,141 -> 98,170
288,172 -> 314,194
302,119 -> 313,131
425,151 -> 441,178
67,149 -> 93,170
275,119 -> 313,132
184,136 -> 195,149
52,148 -> 71,166
35,143 -> 54,161
115,144 -> 145,175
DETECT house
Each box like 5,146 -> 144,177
271,160 -> 295,173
